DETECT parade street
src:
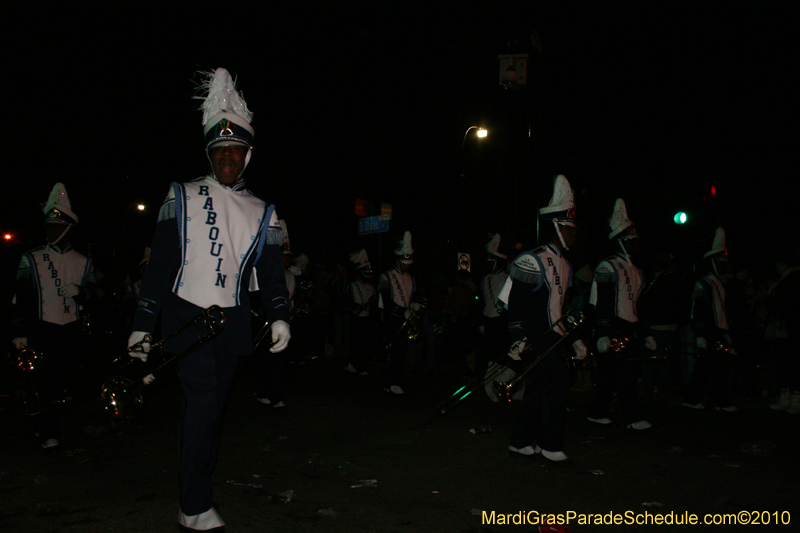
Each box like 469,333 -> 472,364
1,354 -> 797,532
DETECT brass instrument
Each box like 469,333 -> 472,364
435,307 -> 585,415
492,308 -> 586,404
101,305 -> 226,422
291,280 -> 313,317
6,347 -> 46,415
603,333 -> 671,362
13,347 -> 44,373
252,321 -> 274,352
386,298 -> 428,350
607,333 -> 628,354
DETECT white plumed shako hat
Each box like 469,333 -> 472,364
197,68 -> 255,150
485,233 -> 507,259
394,231 -> 414,264
350,249 -> 373,277
607,198 -> 638,240
538,175 -> 576,228
703,227 -> 728,259
43,183 -> 78,225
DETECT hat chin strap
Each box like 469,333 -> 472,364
552,220 -> 569,251
47,224 -> 72,246
618,239 -> 631,264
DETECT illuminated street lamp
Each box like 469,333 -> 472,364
462,126 -> 488,151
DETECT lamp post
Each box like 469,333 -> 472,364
461,126 -> 488,152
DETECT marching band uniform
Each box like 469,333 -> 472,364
587,199 -> 655,430
257,220 -> 294,408
12,183 -> 95,450
767,250 -> 800,414
500,175 -> 587,463
683,227 -> 736,411
128,68 -> 291,530
378,231 -> 418,394
345,249 -> 375,375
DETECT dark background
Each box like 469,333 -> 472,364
4,3 -> 797,284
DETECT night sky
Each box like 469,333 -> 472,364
5,4 -> 797,283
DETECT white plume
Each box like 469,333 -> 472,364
196,68 -> 253,126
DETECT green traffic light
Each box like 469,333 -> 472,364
673,212 -> 688,224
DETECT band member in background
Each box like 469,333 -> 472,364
682,227 -> 737,412
11,183 -> 95,451
478,234 -> 512,400
587,199 -> 655,430
499,175 -> 587,464
378,231 -> 421,395
345,249 -> 375,375
767,247 -> 800,414
127,68 -> 291,531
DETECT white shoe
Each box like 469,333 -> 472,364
587,417 -> 613,425
179,507 -> 225,530
359,370 -> 369,376
42,438 -> 59,449
787,391 -> 800,415
627,420 -> 652,430
256,397 -> 271,405
508,445 -> 536,455
682,402 -> 705,410
345,363 -> 358,373
386,385 -> 404,395
272,401 -> 286,408
539,447 -> 570,463
770,388 -> 790,411
715,405 -> 738,412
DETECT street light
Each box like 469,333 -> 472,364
462,126 -> 488,151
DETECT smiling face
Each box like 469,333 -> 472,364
209,143 -> 249,185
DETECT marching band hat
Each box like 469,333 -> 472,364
350,249 -> 373,277
485,233 -> 508,260
394,231 -> 414,264
197,68 -> 255,150
538,175 -> 576,227
703,227 -> 728,259
608,198 -> 638,240
43,183 -> 78,225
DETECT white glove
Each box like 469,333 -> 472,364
270,320 -> 291,353
644,336 -> 657,351
572,339 -> 587,360
478,325 -> 486,335
57,283 -> 81,298
128,331 -> 152,362
410,302 -> 421,311
508,340 -> 526,361
696,337 -> 707,350
597,336 -> 611,354
12,337 -> 27,350
404,309 -> 413,319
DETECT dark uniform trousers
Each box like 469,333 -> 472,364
385,314 -> 409,387
509,333 -> 569,453
684,350 -> 733,408
588,351 -> 644,425
175,338 -> 240,516
30,321 -> 81,444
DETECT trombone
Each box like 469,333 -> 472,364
435,307 -> 584,416
385,298 -> 428,350
101,305 -> 226,421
